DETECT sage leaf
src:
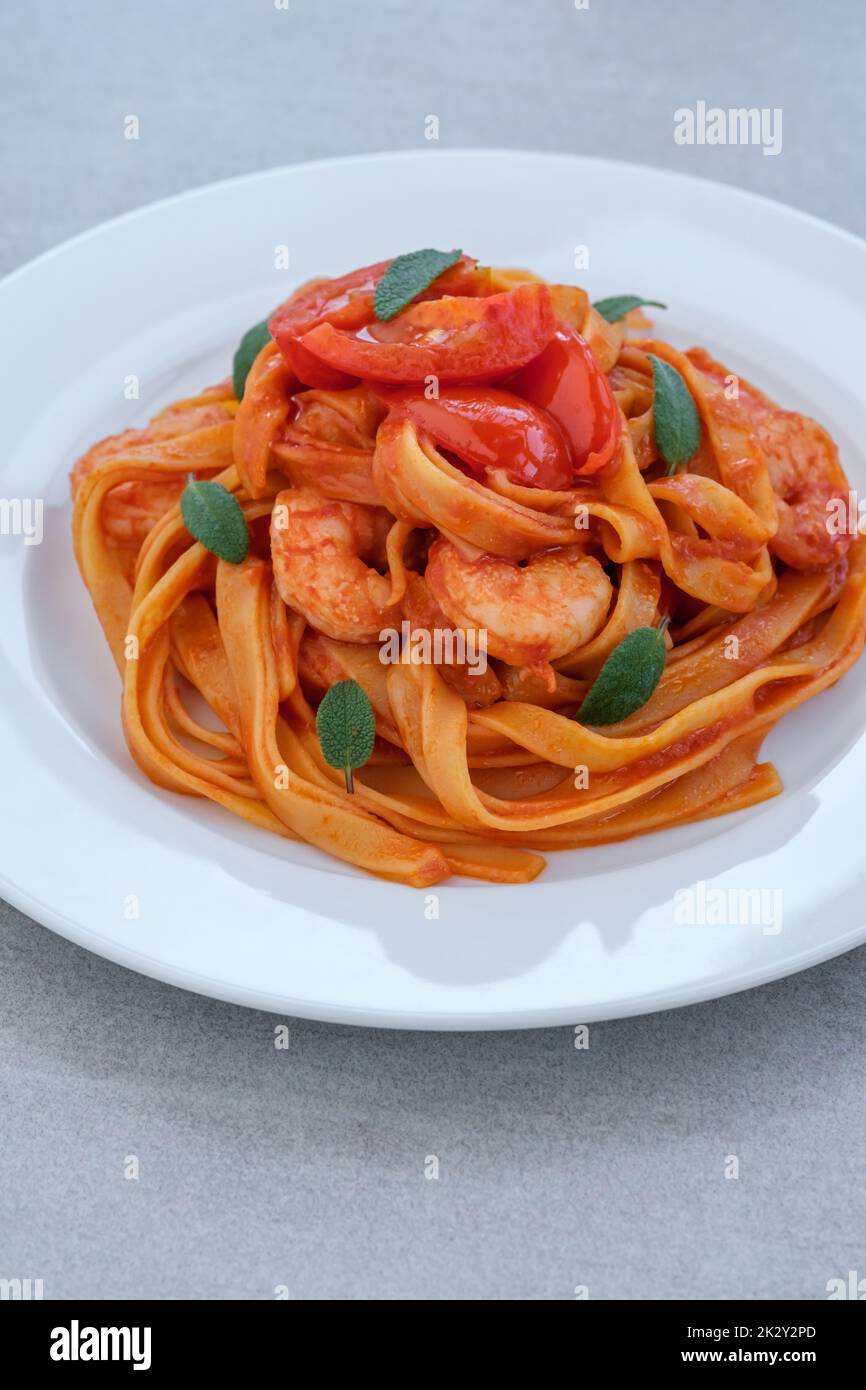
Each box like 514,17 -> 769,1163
374,248 -> 462,322
233,319 -> 271,400
316,679 -> 376,793
180,479 -> 248,563
647,353 -> 700,474
577,625 -> 667,726
592,294 -> 667,323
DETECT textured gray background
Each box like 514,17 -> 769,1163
2,0 -> 865,1301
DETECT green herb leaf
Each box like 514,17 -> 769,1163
647,353 -> 701,474
374,248 -> 462,322
180,479 -> 249,563
316,679 -> 376,793
592,294 -> 667,323
233,319 -> 271,400
577,625 -> 668,726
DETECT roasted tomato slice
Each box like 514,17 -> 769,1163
509,325 -> 621,475
375,385 -> 573,490
269,255 -> 485,388
297,283 -> 556,384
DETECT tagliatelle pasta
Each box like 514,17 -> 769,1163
70,254 -> 866,886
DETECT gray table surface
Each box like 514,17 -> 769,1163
2,0 -> 865,1301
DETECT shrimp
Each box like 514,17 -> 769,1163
754,409 -> 852,571
402,573 -> 504,709
270,488 -> 401,642
686,348 -> 852,572
425,537 -> 612,682
71,396 -> 233,545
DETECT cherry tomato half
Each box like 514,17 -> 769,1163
375,385 -> 573,490
509,325 -> 621,475
297,283 -> 556,385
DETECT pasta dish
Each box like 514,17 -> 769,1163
71,251 -> 866,886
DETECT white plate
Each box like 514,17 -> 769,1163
2,150 -> 865,1029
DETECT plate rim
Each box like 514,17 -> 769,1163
4,146 -> 866,295
5,862 -> 866,1030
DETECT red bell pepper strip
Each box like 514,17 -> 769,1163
297,283 -> 556,385
269,255 -> 484,389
